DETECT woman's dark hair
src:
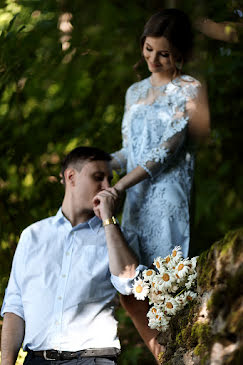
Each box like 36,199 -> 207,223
140,8 -> 194,64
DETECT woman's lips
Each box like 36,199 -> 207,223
149,62 -> 161,68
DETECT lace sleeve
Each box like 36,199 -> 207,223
138,77 -> 201,178
139,114 -> 188,178
111,88 -> 130,172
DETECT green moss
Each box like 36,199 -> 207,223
220,229 -> 243,259
226,265 -> 243,297
197,248 -> 215,291
227,308 -> 243,333
160,229 -> 243,364
207,287 -> 226,313
175,332 -> 183,346
193,343 -> 208,357
191,322 -> 211,345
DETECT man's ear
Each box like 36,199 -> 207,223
64,167 -> 76,186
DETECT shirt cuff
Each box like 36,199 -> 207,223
1,305 -> 25,320
110,264 -> 147,295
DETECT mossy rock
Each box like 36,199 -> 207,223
157,228 -> 243,365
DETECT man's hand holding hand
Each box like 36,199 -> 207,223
92,187 -> 119,220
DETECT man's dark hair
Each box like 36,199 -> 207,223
61,146 -> 111,184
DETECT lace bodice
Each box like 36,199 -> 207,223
113,75 -> 201,266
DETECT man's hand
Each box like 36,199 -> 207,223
93,187 -> 138,278
92,187 -> 119,220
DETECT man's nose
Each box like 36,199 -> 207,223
102,179 -> 110,190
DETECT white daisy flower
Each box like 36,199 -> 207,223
153,271 -> 176,291
174,294 -> 187,309
148,288 -> 166,305
166,259 -> 179,274
153,256 -> 166,273
171,246 -> 184,263
184,290 -> 197,303
147,307 -> 170,331
148,318 -> 162,331
185,272 -> 197,289
187,256 -> 198,273
132,278 -> 149,300
162,297 -> 180,316
175,259 -> 191,279
163,254 -> 172,266
147,304 -> 162,317
143,269 -> 156,282
177,290 -> 197,306
148,317 -> 170,332
167,282 -> 179,293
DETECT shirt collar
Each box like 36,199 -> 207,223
52,208 -> 102,234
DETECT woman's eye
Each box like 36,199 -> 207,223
146,47 -> 152,52
160,53 -> 169,58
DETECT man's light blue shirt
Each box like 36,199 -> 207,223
1,209 -> 143,351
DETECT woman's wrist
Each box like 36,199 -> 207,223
114,183 -> 125,194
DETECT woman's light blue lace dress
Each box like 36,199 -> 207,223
113,75 -> 201,267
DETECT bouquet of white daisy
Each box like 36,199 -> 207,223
132,246 -> 198,332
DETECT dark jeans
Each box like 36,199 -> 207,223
24,352 -> 117,365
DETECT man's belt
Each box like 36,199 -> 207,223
31,347 -> 120,361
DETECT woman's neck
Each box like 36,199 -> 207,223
150,69 -> 180,87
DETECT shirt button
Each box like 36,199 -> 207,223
66,252 -> 70,256
58,296 -> 62,300
62,274 -> 66,278
55,320 -> 60,325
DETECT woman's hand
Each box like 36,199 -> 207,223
92,187 -> 119,220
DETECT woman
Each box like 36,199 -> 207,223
111,9 -> 210,363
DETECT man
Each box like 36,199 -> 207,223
1,146 -> 142,365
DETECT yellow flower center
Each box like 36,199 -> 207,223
135,285 -> 143,293
158,291 -> 162,294
178,263 -> 184,271
146,270 -> 153,276
176,274 -> 179,279
166,256 -> 170,263
172,250 -> 177,257
156,262 -> 160,268
187,295 -> 192,301
166,302 -> 173,309
162,273 -> 170,282
152,308 -> 157,313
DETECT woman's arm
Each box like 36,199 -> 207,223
114,165 -> 149,193
187,82 -> 210,143
194,18 -> 242,43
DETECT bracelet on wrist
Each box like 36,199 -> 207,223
102,216 -> 117,227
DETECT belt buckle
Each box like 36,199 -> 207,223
43,350 -> 60,361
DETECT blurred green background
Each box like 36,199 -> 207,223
0,0 -> 242,363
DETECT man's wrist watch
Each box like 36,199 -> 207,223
102,216 -> 117,227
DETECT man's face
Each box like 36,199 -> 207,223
71,160 -> 113,212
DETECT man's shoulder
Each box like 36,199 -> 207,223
22,214 -> 57,236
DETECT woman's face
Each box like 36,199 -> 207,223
143,36 -> 175,75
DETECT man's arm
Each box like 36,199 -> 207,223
93,188 -> 138,278
1,312 -> 25,365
